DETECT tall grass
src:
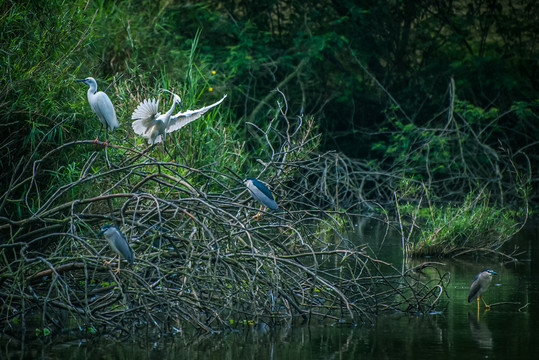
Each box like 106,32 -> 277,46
0,1 -> 256,220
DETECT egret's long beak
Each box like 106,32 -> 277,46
97,229 -> 105,236
75,79 -> 86,83
177,99 -> 185,111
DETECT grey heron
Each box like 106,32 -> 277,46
468,269 -> 497,310
244,177 -> 283,215
97,224 -> 134,273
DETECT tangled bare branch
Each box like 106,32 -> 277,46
0,102 -> 448,336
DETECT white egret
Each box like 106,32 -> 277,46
131,90 -> 226,157
76,77 -> 119,146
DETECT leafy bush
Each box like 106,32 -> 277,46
397,188 -> 527,258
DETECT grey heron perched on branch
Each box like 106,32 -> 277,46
468,269 -> 497,310
244,177 -> 284,217
97,224 -> 134,273
76,77 -> 119,146
131,90 -> 227,158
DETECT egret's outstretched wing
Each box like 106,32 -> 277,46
167,94 -> 227,133
93,91 -> 119,130
131,98 -> 160,136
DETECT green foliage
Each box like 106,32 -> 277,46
0,1 -> 254,220
35,327 -> 51,337
370,93 -> 535,206
396,184 -> 526,258
0,1 -> 534,337
0,1 -> 96,219
0,0 -> 535,252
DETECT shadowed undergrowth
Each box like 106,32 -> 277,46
0,85 -> 527,337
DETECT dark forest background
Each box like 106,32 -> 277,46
0,0 -> 537,335
1,0 -> 537,214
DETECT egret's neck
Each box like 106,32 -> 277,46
87,82 -> 98,97
163,100 -> 177,126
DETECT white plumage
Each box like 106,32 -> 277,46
76,77 -> 119,145
167,94 -> 227,133
131,98 -> 165,144
131,91 -> 226,146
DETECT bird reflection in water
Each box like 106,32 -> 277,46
468,312 -> 493,350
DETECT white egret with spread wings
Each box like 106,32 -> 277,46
131,90 -> 226,158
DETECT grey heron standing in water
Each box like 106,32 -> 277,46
76,77 -> 119,146
468,269 -> 497,310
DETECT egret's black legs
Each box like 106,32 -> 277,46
104,127 -> 110,146
163,141 -> 174,159
94,124 -> 104,143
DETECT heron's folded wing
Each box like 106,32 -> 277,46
247,180 -> 278,210
467,281 -> 481,302
131,98 -> 160,136
167,94 -> 227,133
252,179 -> 276,201
113,230 -> 135,264
94,92 -> 119,130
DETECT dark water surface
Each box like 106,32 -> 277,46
2,221 -> 538,359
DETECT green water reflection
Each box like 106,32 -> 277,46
2,221 -> 538,359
